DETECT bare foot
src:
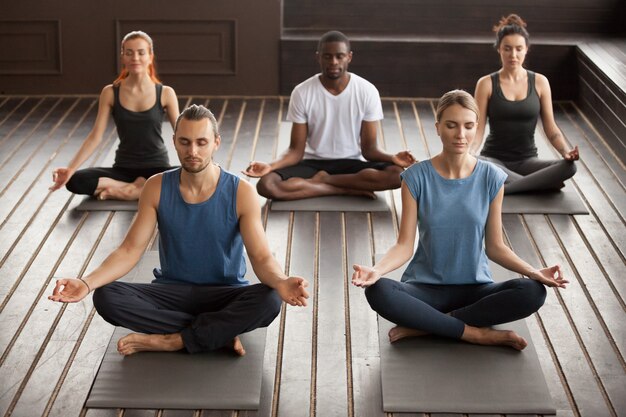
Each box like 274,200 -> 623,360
99,177 -> 146,201
232,336 -> 246,356
462,326 -> 528,351
311,171 -> 376,199
117,332 -> 184,356
388,325 -> 428,343
310,170 -> 330,183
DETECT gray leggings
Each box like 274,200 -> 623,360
479,156 -> 577,194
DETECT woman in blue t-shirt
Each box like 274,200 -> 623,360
352,90 -> 568,350
49,31 -> 179,201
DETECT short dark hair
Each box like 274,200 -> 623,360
174,104 -> 219,138
317,30 -> 350,52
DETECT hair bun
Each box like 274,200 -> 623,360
493,14 -> 527,33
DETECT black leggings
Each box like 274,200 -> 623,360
93,281 -> 282,353
365,278 -> 546,339
479,156 -> 576,194
65,166 -> 171,195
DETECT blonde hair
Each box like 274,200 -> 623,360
435,90 -> 479,122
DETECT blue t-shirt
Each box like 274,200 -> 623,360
153,167 -> 248,286
400,159 -> 506,285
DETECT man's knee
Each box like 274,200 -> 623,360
92,282 -> 126,325
92,284 -> 116,322
383,165 -> 403,188
249,284 -> 282,322
256,173 -> 282,199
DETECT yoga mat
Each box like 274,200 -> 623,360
376,257 -> 556,414
87,327 -> 267,410
502,184 -> 588,214
76,123 -> 178,211
499,125 -> 588,214
86,252 -> 267,410
270,192 -> 390,212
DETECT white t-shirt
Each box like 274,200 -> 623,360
286,73 -> 384,160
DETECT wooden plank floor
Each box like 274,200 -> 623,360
0,95 -> 624,417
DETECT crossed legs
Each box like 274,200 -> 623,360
479,156 -> 577,195
257,164 -> 403,201
66,166 -> 170,201
93,281 -> 282,355
365,278 -> 547,350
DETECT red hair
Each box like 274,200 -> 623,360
113,31 -> 161,85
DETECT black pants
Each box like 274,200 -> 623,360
365,278 -> 546,339
93,281 -> 282,353
66,166 -> 171,195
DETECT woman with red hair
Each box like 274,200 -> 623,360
50,31 -> 179,200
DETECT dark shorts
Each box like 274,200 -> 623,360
273,159 -> 393,180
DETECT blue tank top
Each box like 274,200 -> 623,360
481,71 -> 540,161
400,159 -> 506,285
112,83 -> 170,169
153,168 -> 248,286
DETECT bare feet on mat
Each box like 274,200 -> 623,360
232,336 -> 246,356
98,177 -> 146,201
310,170 -> 331,183
311,171 -> 377,199
117,332 -> 184,355
388,325 -> 428,343
462,326 -> 528,351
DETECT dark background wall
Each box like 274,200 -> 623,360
1,0 -> 623,97
281,0 -> 624,99
0,0 -> 281,95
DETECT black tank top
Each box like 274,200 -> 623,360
481,71 -> 540,161
112,83 -> 170,168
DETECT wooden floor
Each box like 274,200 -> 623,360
0,95 -> 624,417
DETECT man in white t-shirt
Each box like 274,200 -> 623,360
243,31 -> 415,200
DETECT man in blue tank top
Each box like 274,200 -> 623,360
48,105 -> 310,355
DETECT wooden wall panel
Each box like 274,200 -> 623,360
576,47 -> 626,164
0,0 -> 280,95
116,20 -> 237,75
0,20 -> 61,74
283,0 -> 623,36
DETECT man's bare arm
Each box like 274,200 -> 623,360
237,181 -> 309,306
243,123 -> 308,177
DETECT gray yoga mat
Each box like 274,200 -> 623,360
270,192 -> 390,212
502,183 -> 588,214
86,252 -> 267,410
378,317 -> 554,414
87,327 -> 267,410
377,257 -> 556,414
76,124 -> 177,211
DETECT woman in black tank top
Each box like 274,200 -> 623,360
472,14 -> 578,194
49,31 -> 179,201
